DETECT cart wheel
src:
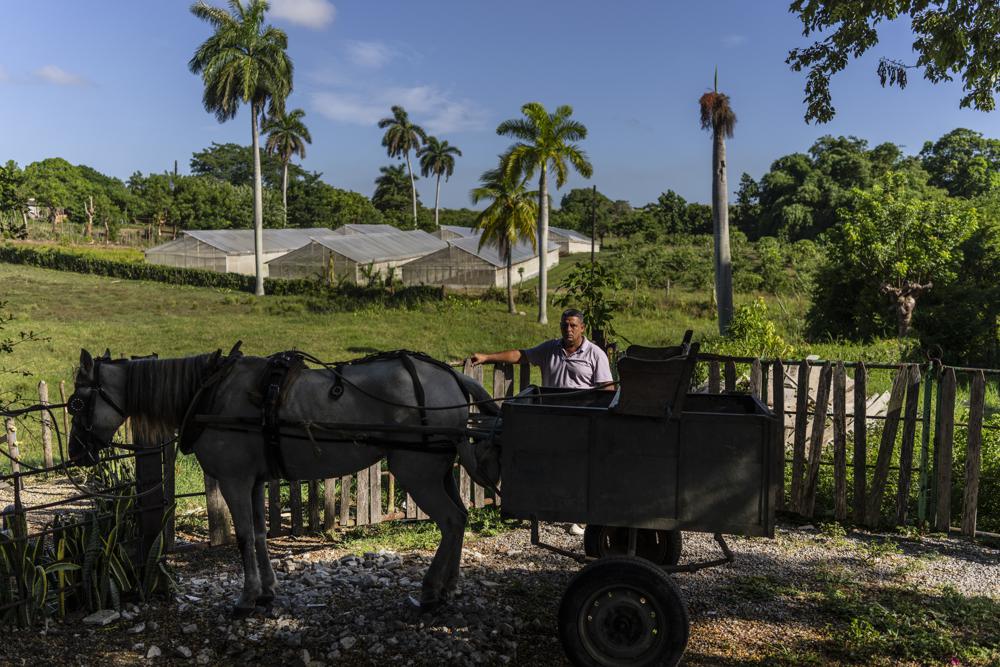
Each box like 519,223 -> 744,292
583,526 -> 683,566
558,555 -> 689,667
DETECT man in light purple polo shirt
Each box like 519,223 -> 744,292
471,308 -> 614,390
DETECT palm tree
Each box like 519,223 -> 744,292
417,137 -> 462,229
497,102 -> 592,324
263,108 -> 311,228
471,162 -> 538,314
189,0 -> 293,296
372,164 -> 417,220
378,106 -> 427,226
699,69 -> 737,334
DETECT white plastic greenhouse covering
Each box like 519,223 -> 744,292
329,224 -> 401,236
548,226 -> 599,255
144,228 -> 337,275
402,236 -> 560,288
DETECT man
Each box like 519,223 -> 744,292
471,308 -> 614,390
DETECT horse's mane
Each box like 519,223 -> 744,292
126,354 -> 216,445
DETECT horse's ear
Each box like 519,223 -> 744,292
79,349 -> 94,375
102,348 -> 112,360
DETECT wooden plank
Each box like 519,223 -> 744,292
405,492 -> 417,519
708,361 -> 721,394
934,368 -> 957,534
369,463 -> 382,524
204,474 -> 234,546
340,475 -> 351,527
750,359 -> 762,400
38,381 -> 53,468
289,481 -> 303,535
852,363 -> 868,523
803,362 -> 832,517
961,371 -> 985,538
724,360 -> 737,393
791,361 -> 810,512
832,362 -> 847,522
494,363 -> 514,399
474,481 -> 486,509
4,418 -> 20,479
307,480 -> 320,532
387,473 -> 396,516
459,466 -> 471,506
58,380 -> 69,439
772,361 -> 786,511
895,365 -> 922,526
268,481 -> 281,537
761,364 -> 770,407
323,478 -> 337,531
864,366 -> 909,527
356,467 -> 370,526
134,447 -> 166,570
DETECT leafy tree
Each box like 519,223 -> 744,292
699,71 -> 737,334
0,161 -> 27,237
919,128 -> 1000,198
372,164 -> 417,227
378,105 -> 427,226
263,108 -> 311,226
417,137 -> 461,229
498,102 -> 593,324
470,162 -> 538,314
23,158 -> 86,231
287,173 -> 382,228
808,173 -> 979,339
127,172 -> 175,229
787,0 -> 1000,123
189,0 -> 293,296
190,142 -> 297,187
435,208 -> 479,228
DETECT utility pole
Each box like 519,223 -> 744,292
590,184 -> 597,266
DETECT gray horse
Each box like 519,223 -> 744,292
67,348 -> 500,617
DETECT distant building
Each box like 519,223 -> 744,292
402,236 -> 560,289
267,230 -> 447,283
548,226 -> 598,256
144,228 -> 335,276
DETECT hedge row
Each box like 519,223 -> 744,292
0,244 -> 444,303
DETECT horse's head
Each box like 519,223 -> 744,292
68,348 -> 128,466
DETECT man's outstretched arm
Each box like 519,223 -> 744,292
470,350 -> 525,365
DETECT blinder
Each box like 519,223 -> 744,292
69,357 -> 128,455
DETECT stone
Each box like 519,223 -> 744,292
127,622 -> 146,635
340,636 -> 358,650
82,609 -> 120,626
182,623 -> 198,634
176,646 -> 193,659
146,645 -> 162,659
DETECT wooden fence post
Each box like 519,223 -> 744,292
917,366 -> 936,525
494,363 -> 514,401
369,463 -> 382,524
323,478 -> 337,531
832,362 -> 847,522
340,474 -> 352,527
58,380 -> 69,440
38,381 -> 53,468
134,447 -> 166,568
268,481 -> 282,537
791,361 -> 810,512
4,418 -> 20,486
724,360 -> 737,393
307,480 -> 320,532
204,474 -> 234,546
865,366 -> 909,527
772,360 -> 786,511
709,361 -> 721,394
895,365 -> 922,526
961,371 -> 985,538
750,359 -> 762,400
289,481 -> 303,535
803,362 -> 832,517
356,468 -> 370,526
852,363 -> 868,523
471,362 -> 486,509
387,473 -> 396,516
934,368 -> 957,534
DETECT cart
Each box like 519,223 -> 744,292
497,333 -> 781,666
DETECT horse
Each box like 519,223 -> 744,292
67,347 -> 501,617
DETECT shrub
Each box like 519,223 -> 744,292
710,297 -> 794,358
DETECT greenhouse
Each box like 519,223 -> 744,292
402,236 -> 560,289
548,226 -> 598,255
144,228 -> 335,275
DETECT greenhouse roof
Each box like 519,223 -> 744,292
548,226 -> 591,242
181,228 -> 336,255
448,236 -> 557,268
311,230 -> 447,263
439,225 -> 478,237
331,224 -> 401,236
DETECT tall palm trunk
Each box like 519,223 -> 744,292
281,161 -> 289,228
251,104 -> 265,296
505,243 -> 515,314
434,173 -> 442,229
537,166 -> 549,324
405,151 -> 418,226
712,129 -> 733,334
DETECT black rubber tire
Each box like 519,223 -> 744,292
558,555 -> 689,667
583,526 -> 683,566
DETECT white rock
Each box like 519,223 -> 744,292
82,609 -> 120,626
176,646 -> 193,659
340,636 -> 358,650
146,645 -> 162,659
127,622 -> 146,635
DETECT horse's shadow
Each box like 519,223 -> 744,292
346,346 -> 380,355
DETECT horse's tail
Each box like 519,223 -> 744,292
459,372 -> 500,416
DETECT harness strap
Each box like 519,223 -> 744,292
398,353 -> 430,446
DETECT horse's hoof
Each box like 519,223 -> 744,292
231,605 -> 255,620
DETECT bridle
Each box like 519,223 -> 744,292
67,357 -> 128,456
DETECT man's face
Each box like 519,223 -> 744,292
560,315 -> 585,348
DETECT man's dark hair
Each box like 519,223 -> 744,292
561,308 -> 585,325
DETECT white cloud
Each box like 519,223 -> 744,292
722,34 -> 747,48
270,0 -> 335,29
346,41 -> 393,69
312,84 -> 487,134
34,65 -> 85,86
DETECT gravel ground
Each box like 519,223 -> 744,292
1,520 -> 997,666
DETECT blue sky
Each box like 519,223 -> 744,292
0,1 -> 996,209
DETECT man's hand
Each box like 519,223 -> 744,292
470,353 -> 488,365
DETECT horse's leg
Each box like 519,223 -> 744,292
251,480 -> 277,607
440,462 -> 468,595
217,477 -> 262,618
388,451 -> 467,611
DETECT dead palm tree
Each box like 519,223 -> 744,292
471,162 -> 538,313
699,69 -> 737,334
263,108 -> 311,227
418,137 -> 462,229
378,105 -> 427,226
